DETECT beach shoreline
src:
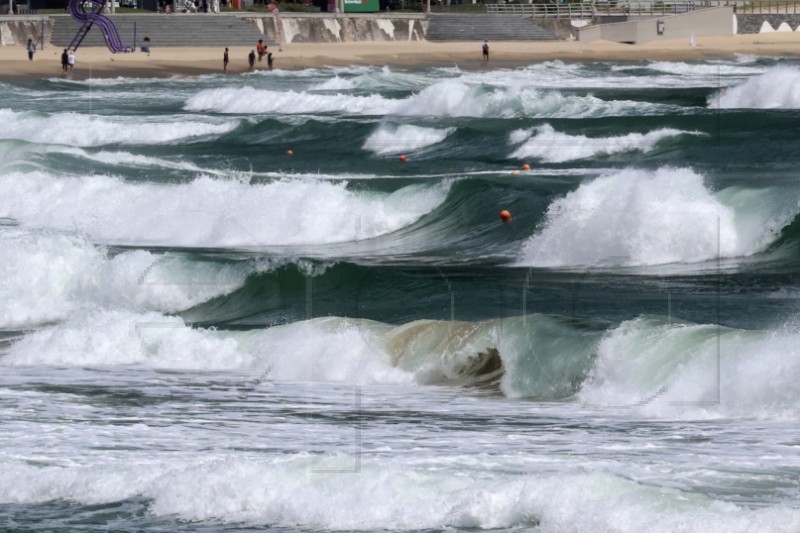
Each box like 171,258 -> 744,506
2,33 -> 800,81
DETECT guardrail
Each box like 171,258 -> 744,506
485,1 -> 697,18
724,1 -> 800,13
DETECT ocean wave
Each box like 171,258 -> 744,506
515,167 -> 798,267
0,311 -> 593,392
0,172 -> 450,247
508,124 -> 702,163
580,315 -> 800,419
0,230 -> 251,328
1,458 -> 798,531
185,82 -> 675,119
0,109 -> 239,147
309,65 -> 431,92
363,124 -> 455,155
708,66 -> 800,108
6,308 -> 800,420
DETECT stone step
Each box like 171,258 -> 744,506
425,14 -> 558,41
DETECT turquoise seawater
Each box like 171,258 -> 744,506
2,59 -> 800,531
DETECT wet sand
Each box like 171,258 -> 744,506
2,33 -> 800,81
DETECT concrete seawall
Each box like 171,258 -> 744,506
1,13 -> 425,47
2,11 -> 798,50
578,7 -> 734,43
0,17 -> 51,47
246,13 -> 427,44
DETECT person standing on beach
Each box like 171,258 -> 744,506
27,39 -> 36,61
223,47 -> 229,73
68,50 -> 76,72
257,39 -> 266,63
267,51 -> 273,71
248,49 -> 256,71
482,40 -> 489,64
61,49 -> 69,71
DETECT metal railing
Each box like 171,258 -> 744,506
485,1 -> 697,18
722,1 -> 800,13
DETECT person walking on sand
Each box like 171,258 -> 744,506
27,39 -> 36,61
267,51 -> 273,71
248,49 -> 256,71
482,40 -> 489,64
223,47 -> 229,73
61,49 -> 69,72
68,50 -> 76,72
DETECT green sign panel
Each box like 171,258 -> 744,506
344,0 -> 379,12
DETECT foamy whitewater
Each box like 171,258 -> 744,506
2,59 -> 800,532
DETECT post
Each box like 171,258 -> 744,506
40,18 -> 44,49
426,0 -> 430,14
133,21 -> 137,49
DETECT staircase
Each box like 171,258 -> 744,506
425,14 -> 558,41
49,14 -> 273,49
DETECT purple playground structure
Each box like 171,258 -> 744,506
68,0 -> 133,53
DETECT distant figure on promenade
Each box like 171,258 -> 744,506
61,49 -> 69,71
68,50 -> 76,71
27,39 -> 36,61
482,40 -> 489,63
223,47 -> 229,73
257,39 -> 266,62
248,49 -> 256,71
267,51 -> 273,71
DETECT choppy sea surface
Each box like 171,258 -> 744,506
2,58 -> 800,532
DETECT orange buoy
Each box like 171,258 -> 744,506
399,154 -> 407,162
286,149 -> 294,155
521,163 -> 531,171
500,210 -> 512,224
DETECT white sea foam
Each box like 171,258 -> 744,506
0,230 -> 250,328
1,458 -> 798,532
709,67 -> 800,108
515,167 -> 797,267
644,60 -> 764,78
0,109 -> 239,146
363,124 -> 455,155
0,172 -> 449,247
508,124 -> 701,163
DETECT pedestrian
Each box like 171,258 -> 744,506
256,39 -> 265,62
68,50 -> 76,72
27,39 -> 36,61
482,40 -> 489,63
61,48 -> 69,71
248,49 -> 255,71
223,47 -> 229,73
267,51 -> 273,71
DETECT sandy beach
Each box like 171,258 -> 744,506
2,32 -> 800,81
